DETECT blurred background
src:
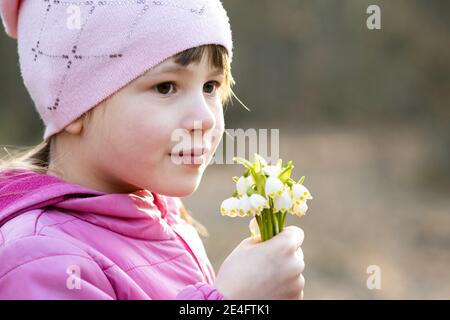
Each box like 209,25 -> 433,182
1,0 -> 449,299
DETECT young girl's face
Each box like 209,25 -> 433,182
55,51 -> 226,196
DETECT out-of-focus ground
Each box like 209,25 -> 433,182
183,124 -> 450,299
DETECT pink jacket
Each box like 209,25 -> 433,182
0,169 -> 224,300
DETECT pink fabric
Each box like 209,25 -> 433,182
0,169 -> 224,300
0,0 -> 233,139
177,282 -> 224,300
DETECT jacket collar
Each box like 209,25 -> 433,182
0,169 -> 176,240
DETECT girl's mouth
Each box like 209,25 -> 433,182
168,152 -> 207,166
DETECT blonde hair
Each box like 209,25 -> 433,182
0,44 -> 240,238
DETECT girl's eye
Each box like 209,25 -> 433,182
154,82 -> 176,95
153,81 -> 220,95
204,81 -> 220,94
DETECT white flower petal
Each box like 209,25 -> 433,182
220,197 -> 240,217
236,175 -> 255,197
249,217 -> 261,241
262,165 -> 282,177
292,183 -> 313,201
289,200 -> 308,217
300,201 -> 308,213
273,189 -> 292,213
238,195 -> 252,217
265,177 -> 284,199
249,194 -> 269,215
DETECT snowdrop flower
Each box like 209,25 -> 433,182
220,197 -> 240,217
262,160 -> 282,177
289,200 -> 308,217
238,195 -> 253,217
224,153 -> 313,241
262,165 -> 281,177
273,188 -> 293,213
265,177 -> 284,199
248,194 -> 269,215
292,183 -> 313,203
236,175 -> 255,197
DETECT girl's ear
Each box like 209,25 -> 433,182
64,116 -> 84,135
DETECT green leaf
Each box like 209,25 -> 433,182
298,176 -> 305,185
253,156 -> 261,173
232,176 -> 239,183
232,190 -> 238,197
254,172 -> 266,196
233,157 -> 253,170
278,161 -> 294,183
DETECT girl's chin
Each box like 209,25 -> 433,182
161,182 -> 200,197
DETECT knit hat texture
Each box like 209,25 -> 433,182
0,0 -> 233,139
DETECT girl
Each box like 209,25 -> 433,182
0,0 -> 305,299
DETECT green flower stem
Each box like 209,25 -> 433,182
275,212 -> 282,233
255,214 -> 264,241
272,212 -> 279,236
280,212 -> 287,231
278,213 -> 282,232
261,211 -> 267,241
262,217 -> 268,241
276,212 -> 281,235
266,209 -> 273,240
262,216 -> 267,241
257,206 -> 288,242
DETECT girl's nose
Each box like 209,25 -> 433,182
182,94 -> 216,133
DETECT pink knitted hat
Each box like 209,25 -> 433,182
0,0 -> 233,140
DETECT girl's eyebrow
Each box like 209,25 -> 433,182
154,64 -> 188,75
209,69 -> 225,77
142,65 -> 223,78
141,65 -> 186,78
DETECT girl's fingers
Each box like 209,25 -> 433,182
275,226 -> 304,253
296,247 -> 304,262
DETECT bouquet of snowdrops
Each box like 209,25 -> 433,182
220,153 -> 313,242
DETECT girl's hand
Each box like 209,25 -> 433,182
213,226 -> 305,300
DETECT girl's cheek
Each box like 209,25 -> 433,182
209,122 -> 224,155
213,107 -> 225,143
216,112 -> 225,137
135,117 -> 175,154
